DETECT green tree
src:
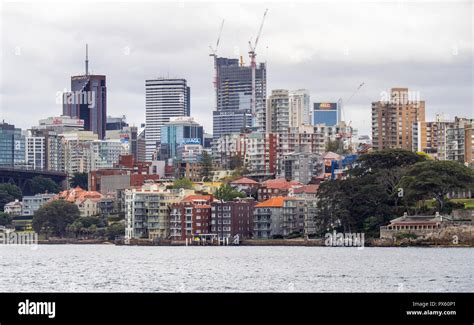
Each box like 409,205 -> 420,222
0,212 -> 13,227
105,223 -> 125,240
29,176 -> 60,195
172,178 -> 194,190
351,149 -> 425,176
66,220 -> 83,238
0,183 -> 22,211
214,183 -> 245,201
199,151 -> 213,181
70,172 -> 88,189
400,160 -> 474,212
32,200 -> 80,237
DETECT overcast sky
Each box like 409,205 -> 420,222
1,0 -> 472,136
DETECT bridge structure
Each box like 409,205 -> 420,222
0,167 -> 68,195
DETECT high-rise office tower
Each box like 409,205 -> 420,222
371,88 -> 425,151
212,57 -> 266,139
63,45 -> 107,139
145,78 -> 190,161
0,122 -> 25,167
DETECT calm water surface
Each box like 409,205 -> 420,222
0,245 -> 472,292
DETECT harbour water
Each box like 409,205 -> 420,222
0,245 -> 472,292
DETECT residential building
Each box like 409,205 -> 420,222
3,200 -> 22,215
61,131 -> 98,174
446,117 -> 474,164
257,179 -> 302,201
145,78 -> 190,161
230,177 -> 259,196
371,87 -> 425,151
267,89 -> 290,133
169,195 -> 213,240
211,198 -> 256,239
253,196 -> 305,239
90,139 -> 124,171
25,136 -> 46,170
125,184 -> 192,240
281,152 -> 323,184
289,89 -> 311,127
21,193 -> 56,216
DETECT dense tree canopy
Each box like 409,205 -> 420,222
400,160 -> 474,211
29,176 -> 60,195
172,178 -> 194,190
214,183 -> 245,201
70,172 -> 88,189
0,183 -> 22,211
32,200 -> 80,237
316,149 -> 429,236
199,151 -> 213,182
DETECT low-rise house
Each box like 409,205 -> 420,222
76,197 -> 100,217
257,178 -> 302,201
381,210 -> 474,242
230,177 -> 259,196
3,200 -> 22,215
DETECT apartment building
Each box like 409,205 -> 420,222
169,195 -> 213,241
372,88 -> 425,151
210,198 -> 256,239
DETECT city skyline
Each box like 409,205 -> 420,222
1,1 -> 472,137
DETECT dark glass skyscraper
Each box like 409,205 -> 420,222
212,57 -> 266,139
63,46 -> 107,139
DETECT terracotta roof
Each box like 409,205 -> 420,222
182,194 -> 212,203
292,184 -> 319,194
255,196 -> 286,208
262,179 -> 302,190
53,187 -> 103,202
231,177 -> 258,185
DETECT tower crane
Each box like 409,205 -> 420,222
248,9 -> 268,125
337,82 -> 365,143
209,19 -> 225,106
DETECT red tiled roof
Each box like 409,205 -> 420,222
292,184 -> 319,194
182,195 -> 213,202
255,196 -> 285,208
231,177 -> 258,185
262,179 -> 302,190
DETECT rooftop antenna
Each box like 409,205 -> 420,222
85,44 -> 89,76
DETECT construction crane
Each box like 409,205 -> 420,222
248,9 -> 268,124
209,19 -> 225,106
337,82 -> 365,144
